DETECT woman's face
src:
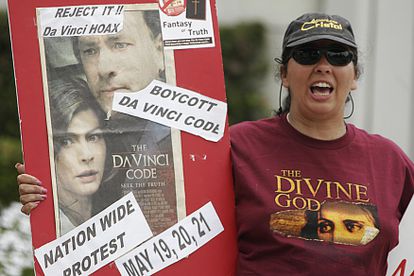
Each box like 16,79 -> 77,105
56,109 -> 106,199
317,202 -> 376,245
282,40 -> 358,121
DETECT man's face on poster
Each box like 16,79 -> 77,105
78,12 -> 164,112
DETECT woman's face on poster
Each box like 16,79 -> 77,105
56,109 -> 106,198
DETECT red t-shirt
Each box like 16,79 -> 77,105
230,115 -> 414,276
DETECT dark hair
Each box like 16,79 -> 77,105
276,45 -> 362,115
72,10 -> 161,61
49,78 -> 105,154
300,209 -> 319,239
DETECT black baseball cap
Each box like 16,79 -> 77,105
283,13 -> 357,50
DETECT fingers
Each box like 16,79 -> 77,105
17,173 -> 42,187
16,164 -> 47,215
19,184 -> 47,204
21,201 -> 41,216
15,162 -> 26,174
18,184 -> 47,215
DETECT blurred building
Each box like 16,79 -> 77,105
217,0 -> 414,159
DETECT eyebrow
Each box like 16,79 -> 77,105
56,127 -> 102,138
105,35 -> 123,42
79,35 -> 123,48
78,39 -> 99,48
343,219 -> 364,224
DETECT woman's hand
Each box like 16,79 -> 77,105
16,163 -> 47,215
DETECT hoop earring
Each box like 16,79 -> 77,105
277,82 -> 284,116
344,93 -> 355,119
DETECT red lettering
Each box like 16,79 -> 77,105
392,259 -> 407,276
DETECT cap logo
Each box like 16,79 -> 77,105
301,18 -> 343,31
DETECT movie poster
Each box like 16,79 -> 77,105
36,3 -> 186,236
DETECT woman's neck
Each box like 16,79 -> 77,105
286,112 -> 346,141
59,193 -> 92,226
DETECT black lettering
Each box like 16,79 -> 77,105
63,267 -> 72,276
113,23 -> 120,32
55,8 -> 64,18
117,204 -> 127,221
109,237 -> 118,254
140,249 -> 153,270
187,97 -> 199,106
149,85 -> 162,95
170,90 -> 182,101
43,27 -> 55,36
90,248 -> 100,265
178,94 -> 189,103
62,238 -> 71,255
76,231 -> 86,246
86,224 -> 97,241
100,211 -> 113,231
212,124 -> 219,134
100,243 -> 110,261
143,103 -> 156,113
72,261 -> 81,276
154,106 -> 168,117
119,96 -> 131,106
135,255 -> 150,274
184,116 -> 195,125
81,256 -> 92,272
118,232 -> 126,248
126,200 -> 135,215
89,24 -> 98,33
160,88 -> 172,98
127,99 -> 138,109
44,250 -> 54,268
122,260 -> 141,276
54,246 -> 64,263
207,102 -> 218,111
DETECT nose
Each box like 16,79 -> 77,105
314,55 -> 332,74
79,143 -> 94,164
82,155 -> 94,164
97,48 -> 117,80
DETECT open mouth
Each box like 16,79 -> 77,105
310,82 -> 333,96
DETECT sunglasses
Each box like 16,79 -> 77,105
290,46 -> 355,66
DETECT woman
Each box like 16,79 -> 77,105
230,13 -> 413,275
19,78 -> 114,234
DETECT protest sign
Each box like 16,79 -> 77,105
39,5 -> 125,37
34,193 -> 152,276
8,0 -> 237,275
116,202 -> 223,276
113,80 -> 227,142
159,0 -> 215,49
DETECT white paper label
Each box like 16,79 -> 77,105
38,5 -> 124,37
159,0 -> 215,49
112,80 -> 227,142
115,202 -> 224,276
34,193 -> 152,276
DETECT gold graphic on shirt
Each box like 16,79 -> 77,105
274,169 -> 370,212
269,201 -> 380,246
